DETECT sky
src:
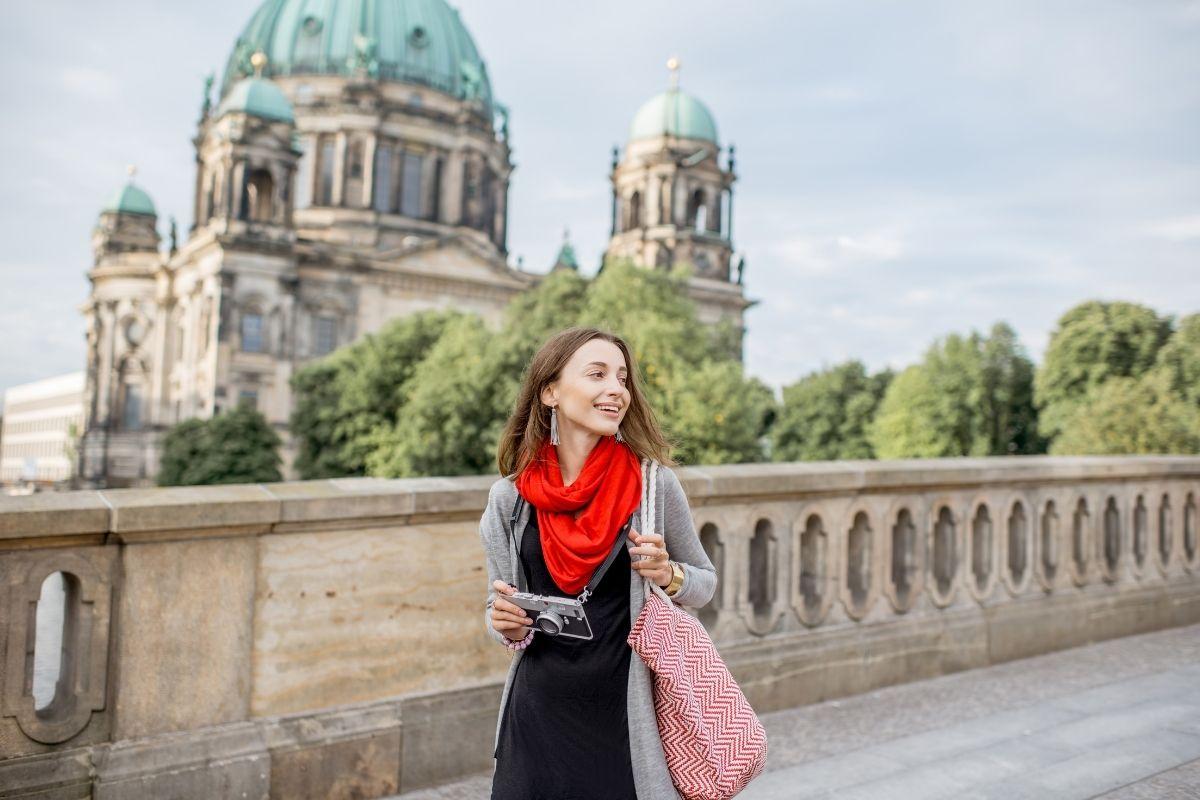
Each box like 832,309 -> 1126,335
1,0 -> 1197,409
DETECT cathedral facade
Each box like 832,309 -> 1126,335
78,0 -> 752,488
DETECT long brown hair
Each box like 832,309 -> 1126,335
496,327 -> 677,478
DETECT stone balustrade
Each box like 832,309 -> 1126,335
1,455 -> 1197,798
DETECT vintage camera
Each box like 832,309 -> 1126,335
506,591 -> 594,640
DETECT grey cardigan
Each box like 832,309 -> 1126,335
479,462 -> 717,799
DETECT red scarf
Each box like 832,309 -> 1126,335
514,436 -> 642,595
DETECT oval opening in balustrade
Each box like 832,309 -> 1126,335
1008,501 -> 1028,586
748,519 -> 776,622
972,504 -> 992,592
1186,492 -> 1197,564
1073,497 -> 1090,577
1158,493 -> 1172,568
698,522 -> 723,628
1133,495 -> 1148,570
933,506 -> 957,598
847,511 -> 872,613
1041,500 -> 1059,583
1103,496 -> 1121,576
891,508 -> 917,609
33,571 -> 74,717
800,513 -> 826,617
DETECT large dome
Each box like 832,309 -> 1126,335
629,88 -> 718,144
219,0 -> 494,110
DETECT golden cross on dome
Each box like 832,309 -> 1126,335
250,51 -> 268,78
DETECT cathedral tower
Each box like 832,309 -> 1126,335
606,59 -> 753,357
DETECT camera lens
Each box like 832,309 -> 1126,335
536,610 -> 563,635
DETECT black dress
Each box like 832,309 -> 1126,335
491,505 -> 638,800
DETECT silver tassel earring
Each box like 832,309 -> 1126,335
550,406 -> 560,445
615,427 -> 624,442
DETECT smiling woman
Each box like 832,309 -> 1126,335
480,326 -> 717,799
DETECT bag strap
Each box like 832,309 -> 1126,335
507,491 -> 631,602
640,457 -> 662,602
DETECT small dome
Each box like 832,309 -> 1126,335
216,77 -> 295,123
220,0 -> 494,111
629,89 -> 718,143
102,181 -> 156,217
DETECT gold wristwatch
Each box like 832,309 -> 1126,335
665,560 -> 685,597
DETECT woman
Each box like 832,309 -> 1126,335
479,326 -> 717,800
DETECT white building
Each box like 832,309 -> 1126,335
1,372 -> 85,489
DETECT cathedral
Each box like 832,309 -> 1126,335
78,0 -> 753,487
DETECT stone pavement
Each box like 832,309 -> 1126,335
390,623 -> 1200,800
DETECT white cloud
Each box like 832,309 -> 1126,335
59,66 -> 119,101
1140,215 -> 1200,242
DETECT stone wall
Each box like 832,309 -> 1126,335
1,456 -> 1197,798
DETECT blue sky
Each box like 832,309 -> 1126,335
1,0 -> 1197,407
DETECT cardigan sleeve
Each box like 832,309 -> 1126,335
479,478 -> 523,647
659,466 -> 717,609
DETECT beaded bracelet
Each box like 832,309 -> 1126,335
504,629 -> 534,651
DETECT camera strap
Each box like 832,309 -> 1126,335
508,493 -> 632,603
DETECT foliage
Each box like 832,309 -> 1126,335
1151,313 -> 1200,407
158,404 -> 281,486
772,360 -> 893,461
1050,370 -> 1200,455
356,257 -> 771,476
868,322 -> 1040,458
289,310 -> 455,478
1033,300 -> 1172,439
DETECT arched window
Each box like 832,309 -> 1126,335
628,191 -> 643,230
317,136 -> 335,206
373,143 -> 393,213
686,188 -> 706,231
242,168 -> 274,222
313,314 -> 337,356
401,151 -> 424,217
241,311 -> 264,353
117,359 -> 147,431
344,139 -> 366,208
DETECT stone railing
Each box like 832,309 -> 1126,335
1,456 -> 1197,798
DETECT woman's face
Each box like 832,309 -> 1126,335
542,338 -> 631,438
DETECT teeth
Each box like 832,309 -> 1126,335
596,405 -> 619,412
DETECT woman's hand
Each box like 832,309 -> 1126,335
491,579 -> 534,641
628,528 -> 672,588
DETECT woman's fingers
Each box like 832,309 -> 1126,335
493,600 -> 527,618
494,610 -> 533,626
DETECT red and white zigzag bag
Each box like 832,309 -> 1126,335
627,458 -> 769,800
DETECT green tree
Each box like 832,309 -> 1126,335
1050,370 -> 1200,455
1034,300 -> 1171,440
365,257 -> 771,474
1152,313 -> 1200,407
773,360 -> 893,461
366,312 -> 506,477
289,310 -> 455,478
981,321 -> 1044,454
158,404 -> 282,486
579,258 -> 769,464
666,360 -> 776,465
868,324 -> 1040,459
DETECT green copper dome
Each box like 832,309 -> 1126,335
220,0 -> 494,110
216,77 -> 295,123
629,89 -> 718,143
102,181 -> 156,217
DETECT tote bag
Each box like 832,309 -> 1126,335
626,458 -> 768,800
